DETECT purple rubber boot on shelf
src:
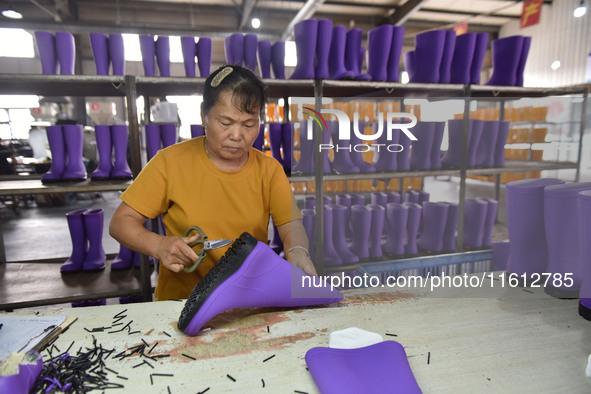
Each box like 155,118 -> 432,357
257,41 -> 271,78
330,120 -> 359,174
145,124 -> 161,160
302,209 -> 316,261
191,125 -> 205,139
349,205 -> 372,260
332,204 -> 359,264
397,129 -> 412,171
111,125 -> 133,179
418,191 -> 429,204
281,122 -> 293,173
368,204 -> 385,258
463,198 -> 488,248
367,24 -> 393,82
350,121 -> 376,173
403,190 -> 420,203
515,36 -> 531,87
155,36 -> 171,76
345,28 -> 370,80
82,209 -> 106,271
494,120 -> 510,167
62,125 -> 87,181
109,34 -> 125,75
41,125 -> 65,183
336,194 -> 353,242
441,119 -> 464,169
177,232 -> 343,335
578,191 -> 591,319
305,341 -> 422,394
139,35 -> 156,76
60,209 -> 88,273
373,123 -> 398,172
268,122 -> 284,166
411,30 -> 446,83
292,121 -> 314,174
55,31 -> 75,75
323,205 -> 343,266
91,125 -> 112,180
243,34 -> 258,73
181,36 -> 197,77
404,51 -> 415,81
328,26 -> 354,80
371,192 -> 388,208
418,202 -> 449,252
387,26 -> 405,82
492,241 -> 510,270
431,121 -> 445,169
439,30 -> 457,83
544,183 -> 591,298
506,178 -> 565,282
90,33 -> 110,75
383,203 -> 408,257
35,31 -> 58,74
404,202 -> 421,255
470,33 -> 489,84
386,191 -> 401,204
468,119 -> 484,167
291,19 -> 318,79
253,124 -> 265,151
475,120 -> 499,168
111,244 -> 134,270
315,19 -> 333,79
442,203 -> 459,251
160,123 -> 177,148
196,37 -> 212,77
225,34 -> 244,66
410,121 -> 436,170
486,35 -> 525,86
450,32 -> 477,84
478,198 -> 498,248
271,41 -> 285,79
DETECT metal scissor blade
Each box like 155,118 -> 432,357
203,239 -> 233,251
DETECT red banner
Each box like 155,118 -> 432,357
521,0 -> 543,28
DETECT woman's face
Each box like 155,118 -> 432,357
202,90 -> 260,164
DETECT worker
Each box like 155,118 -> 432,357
109,65 -> 317,301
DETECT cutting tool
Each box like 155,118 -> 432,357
183,226 -> 232,273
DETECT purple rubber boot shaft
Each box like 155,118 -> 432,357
450,33 -> 477,84
109,34 -> 125,75
35,31 -> 58,74
82,209 -> 106,270
315,19 -> 333,79
476,120 -> 499,168
61,209 -> 87,272
515,36 -> 531,86
225,34 -> 244,66
344,28 -> 363,79
271,41 -> 285,79
291,19 -> 318,79
244,34 -> 258,72
257,41 -> 271,79
387,26 -> 405,82
155,36 -> 171,76
441,119 -> 464,168
443,203 -> 459,251
55,31 -> 75,75
268,122 -> 284,166
253,124 -> 265,151
111,244 -> 133,270
468,119 -> 484,167
578,191 -> 591,313
412,30 -> 445,83
404,202 -> 421,255
160,123 -> 177,148
323,205 -> 343,266
494,121 -> 510,167
350,205 -> 371,259
486,35 -> 524,86
191,125 -> 205,139
418,202 -> 449,252
404,51 -> 415,80
91,125 -> 112,180
470,33 -> 489,84
330,120 -> 359,174
350,121 -> 376,173
332,204 -> 359,264
181,36 -> 197,77
145,124 -> 161,160
111,125 -> 132,179
439,30 -> 457,83
367,24 -> 393,82
478,198 -> 498,247
384,203 -> 408,256
90,33 -> 110,75
139,35 -> 156,76
328,26 -> 354,80
42,125 -> 65,183
196,37 -> 212,77
463,198 -> 488,248
410,121 -> 435,170
431,121 -> 445,169
62,125 -> 87,181
368,204 -> 385,258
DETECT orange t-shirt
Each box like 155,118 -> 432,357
120,137 -> 301,300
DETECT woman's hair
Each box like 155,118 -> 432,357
202,65 -> 266,117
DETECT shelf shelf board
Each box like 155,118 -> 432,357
467,160 -> 578,175
0,179 -> 131,196
470,84 -> 589,98
0,74 -> 127,97
321,80 -> 467,98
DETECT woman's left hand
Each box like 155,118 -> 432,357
288,248 -> 318,276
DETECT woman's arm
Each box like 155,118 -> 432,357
277,219 -> 318,276
109,202 -> 200,273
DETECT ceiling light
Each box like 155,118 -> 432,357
2,9 -> 22,19
574,1 -> 587,17
551,60 -> 561,71
251,18 -> 261,29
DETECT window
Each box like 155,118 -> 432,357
0,28 -> 34,58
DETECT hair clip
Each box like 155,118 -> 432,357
211,66 -> 233,87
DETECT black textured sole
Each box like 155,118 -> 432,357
579,303 -> 591,321
178,232 -> 258,332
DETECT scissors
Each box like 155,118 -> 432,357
183,226 -> 233,273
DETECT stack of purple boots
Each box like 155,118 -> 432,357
41,125 -> 87,184
139,35 -> 172,76
89,33 -> 125,75
144,123 -> 178,160
90,125 -> 133,180
486,35 -> 531,86
60,209 -> 107,273
180,36 -> 212,77
34,31 -> 76,75
225,33 -> 286,79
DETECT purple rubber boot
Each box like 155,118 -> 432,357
506,178 -> 565,282
492,242 -> 510,270
367,24 -> 393,82
332,204 -> 359,264
544,183 -> 591,298
477,198 -> 498,248
291,19 -> 318,79
257,41 -> 271,78
336,194 -> 353,242
328,26 -> 354,80
345,28 -> 370,80
244,34 -> 258,73
470,33 -> 489,84
373,123 -> 398,172
411,30 -> 446,83
350,121 -> 376,173
90,33 -> 110,75
109,34 -> 125,75
494,120 -> 510,167
55,31 -> 75,75
418,202 -> 449,252
475,120 -> 499,168
468,119 -> 484,167
111,125 -> 133,179
196,37 -> 212,77
371,192 -> 388,208
292,121 -> 313,174
181,36 -> 197,77
315,19 -> 333,79
404,202 -> 421,255
61,209 -> 87,272
463,198 -> 488,248
397,129 -> 412,171
578,191 -> 591,319
41,125 -> 65,183
155,35 -> 171,76
82,209 -> 106,271
441,119 -> 464,168
450,32 -> 477,84
271,41 -> 286,79
281,122 -> 293,173
145,124 -> 161,160
62,125 -> 87,181
160,123 -> 177,148
111,244 -> 133,270
330,120 -> 359,174
430,121 -> 445,169
515,36 -> 531,87
191,124 -> 205,139
91,125 -> 112,180
403,190 -> 419,203
225,34 -> 244,66
139,35 -> 156,76
269,225 -> 284,255
177,232 -> 343,335
253,124 -> 265,151
268,122 -> 284,166
133,251 -> 154,268
305,341 -> 422,394
486,36 -> 525,86
368,204 -> 385,258
349,205 -> 372,260
383,203 -> 408,256
35,31 -> 58,74
410,121 -> 436,170
439,30 -> 457,83
302,208 -> 316,261
404,51 -> 415,81
387,26 -> 405,82
323,205 -> 343,266
442,203 -> 459,251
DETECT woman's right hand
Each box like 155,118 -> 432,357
156,233 -> 202,273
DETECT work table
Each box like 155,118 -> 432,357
11,280 -> 591,393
